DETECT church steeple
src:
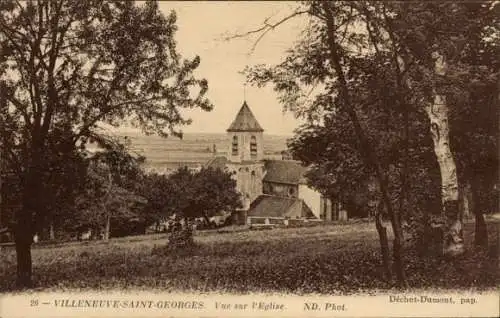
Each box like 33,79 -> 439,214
226,101 -> 264,133
226,101 -> 264,162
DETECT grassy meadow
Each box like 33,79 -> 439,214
0,221 -> 498,294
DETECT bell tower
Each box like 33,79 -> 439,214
226,101 -> 264,209
226,101 -> 264,162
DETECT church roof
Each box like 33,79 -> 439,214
263,160 -> 308,185
226,101 -> 264,132
248,195 -> 316,218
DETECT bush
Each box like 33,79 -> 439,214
165,219 -> 195,251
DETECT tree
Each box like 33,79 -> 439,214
242,0 -> 409,286
75,162 -> 146,240
444,2 -> 499,248
138,172 -> 178,225
383,1 -> 499,256
0,0 -> 212,287
238,0 -> 497,284
142,166 -> 241,247
40,145 -> 88,240
74,136 -> 147,240
167,167 -> 241,224
189,167 -> 242,223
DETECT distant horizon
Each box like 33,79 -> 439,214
183,131 -> 294,137
103,129 -> 292,169
111,127 -> 295,138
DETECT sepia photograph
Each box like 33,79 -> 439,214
0,1 -> 498,317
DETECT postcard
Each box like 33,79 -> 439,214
0,1 -> 498,317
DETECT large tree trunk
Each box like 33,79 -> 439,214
14,229 -> 33,288
390,208 -> 406,285
458,182 -> 468,220
471,176 -> 488,248
15,154 -> 44,288
375,206 -> 392,281
15,196 -> 36,288
15,168 -> 36,287
321,2 -> 407,286
474,209 -> 488,248
425,54 -> 464,257
399,87 -> 410,225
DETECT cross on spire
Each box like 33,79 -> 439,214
243,83 -> 247,101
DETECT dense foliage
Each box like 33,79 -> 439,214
140,167 -> 242,224
244,1 -> 498,285
0,0 -> 212,286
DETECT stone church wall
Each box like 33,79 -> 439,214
226,162 -> 264,210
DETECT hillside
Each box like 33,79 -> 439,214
111,132 -> 291,170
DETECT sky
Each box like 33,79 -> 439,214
122,1 -> 308,136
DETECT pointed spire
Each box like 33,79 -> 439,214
227,101 -> 264,132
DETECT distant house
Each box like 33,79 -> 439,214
205,100 -> 345,225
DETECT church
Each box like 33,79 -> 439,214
205,101 -> 344,225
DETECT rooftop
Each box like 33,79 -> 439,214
263,160 -> 308,185
226,101 -> 264,132
248,195 -> 316,218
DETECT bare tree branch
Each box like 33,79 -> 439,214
223,10 -> 309,55
3,94 -> 32,130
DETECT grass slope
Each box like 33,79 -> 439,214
0,222 -> 498,294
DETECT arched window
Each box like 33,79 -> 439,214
232,135 -> 238,155
250,135 -> 257,158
